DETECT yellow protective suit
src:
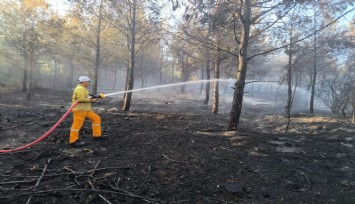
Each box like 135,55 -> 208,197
70,84 -> 101,144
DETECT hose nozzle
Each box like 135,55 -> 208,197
88,93 -> 105,99
99,93 -> 105,99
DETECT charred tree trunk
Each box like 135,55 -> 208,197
227,0 -> 251,131
309,63 -> 317,114
112,68 -> 118,89
180,66 -> 189,94
22,54 -> 28,92
140,55 -> 144,89
159,53 -> 163,85
200,67 -> 205,95
26,51 -> 34,100
285,19 -> 294,133
341,107 -> 347,118
22,29 -> 28,92
93,0 -> 103,95
310,7 -> 317,114
123,62 -> 135,110
122,0 -> 137,111
212,35 -> 221,114
124,63 -> 129,91
204,50 -> 211,105
122,63 -> 130,105
200,66 -> 204,94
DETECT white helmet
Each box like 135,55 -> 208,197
78,76 -> 91,83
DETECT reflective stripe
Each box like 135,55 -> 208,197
71,129 -> 79,132
92,124 -> 101,126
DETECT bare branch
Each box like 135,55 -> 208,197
248,6 -> 355,60
251,2 -> 282,23
249,4 -> 296,41
26,159 -> 51,204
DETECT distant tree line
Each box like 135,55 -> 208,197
0,0 -> 354,128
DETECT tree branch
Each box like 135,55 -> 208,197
249,4 -> 296,41
248,6 -> 355,60
26,159 -> 51,204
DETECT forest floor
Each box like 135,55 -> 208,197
1,88 -> 355,204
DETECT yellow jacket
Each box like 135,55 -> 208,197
72,84 -> 92,111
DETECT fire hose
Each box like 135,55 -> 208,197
0,93 -> 106,154
0,80 -> 229,154
0,101 -> 79,154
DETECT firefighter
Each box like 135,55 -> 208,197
70,76 -> 102,145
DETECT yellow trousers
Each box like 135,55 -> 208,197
69,110 -> 101,144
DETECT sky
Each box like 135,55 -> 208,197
47,0 -> 68,16
46,0 -> 353,28
46,0 -> 184,26
47,0 -> 355,25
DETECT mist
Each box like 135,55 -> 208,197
0,1 -> 355,203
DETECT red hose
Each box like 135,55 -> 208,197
0,101 -> 79,153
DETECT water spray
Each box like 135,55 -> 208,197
0,79 -> 234,153
104,79 -> 233,97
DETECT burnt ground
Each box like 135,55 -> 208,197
1,88 -> 355,204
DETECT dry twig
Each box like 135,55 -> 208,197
80,160 -> 101,201
1,188 -> 160,203
26,158 -> 51,204
141,165 -> 151,186
88,180 -> 113,204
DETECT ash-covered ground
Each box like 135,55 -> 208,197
1,87 -> 355,204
